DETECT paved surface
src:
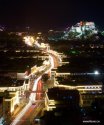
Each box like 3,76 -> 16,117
16,102 -> 44,125
10,51 -> 60,125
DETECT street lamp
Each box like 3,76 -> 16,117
94,70 -> 100,75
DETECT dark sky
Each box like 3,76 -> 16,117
0,0 -> 104,31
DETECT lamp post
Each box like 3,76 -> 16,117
94,70 -> 100,75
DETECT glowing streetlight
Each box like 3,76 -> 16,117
23,36 -> 35,46
94,70 -> 100,75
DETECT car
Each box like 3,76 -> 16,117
34,117 -> 40,124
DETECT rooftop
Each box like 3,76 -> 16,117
47,87 -> 79,99
56,75 -> 103,86
0,76 -> 24,87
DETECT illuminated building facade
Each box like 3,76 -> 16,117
0,77 -> 30,95
0,91 -> 19,115
43,87 -> 82,125
63,21 -> 98,39
45,87 -> 80,111
54,74 -> 103,107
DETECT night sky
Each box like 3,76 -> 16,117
0,0 -> 104,31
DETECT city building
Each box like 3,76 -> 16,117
45,87 -> 80,111
63,21 -> 98,40
0,91 -> 19,115
42,87 -> 82,125
0,76 -> 30,95
55,75 -> 103,107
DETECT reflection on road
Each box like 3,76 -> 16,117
10,77 -> 41,125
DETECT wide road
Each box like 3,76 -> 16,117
11,50 -> 58,125
10,76 -> 41,125
16,101 -> 44,125
48,50 -> 60,68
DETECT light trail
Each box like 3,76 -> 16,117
10,77 -> 41,125
49,55 -> 54,69
29,76 -> 41,102
11,49 -> 56,125
10,102 -> 31,125
48,50 -> 62,66
45,55 -> 54,74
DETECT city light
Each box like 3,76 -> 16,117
11,76 -> 41,125
23,36 -> 35,46
1,19 -> 104,125
94,70 -> 100,75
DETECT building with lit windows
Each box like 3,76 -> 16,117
45,87 -> 80,111
0,76 -> 30,95
43,87 -> 82,125
80,92 -> 104,107
0,91 -> 19,115
70,22 -> 97,33
54,75 -> 103,107
0,76 -> 31,115
63,21 -> 98,39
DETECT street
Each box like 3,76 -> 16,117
10,49 -> 60,125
